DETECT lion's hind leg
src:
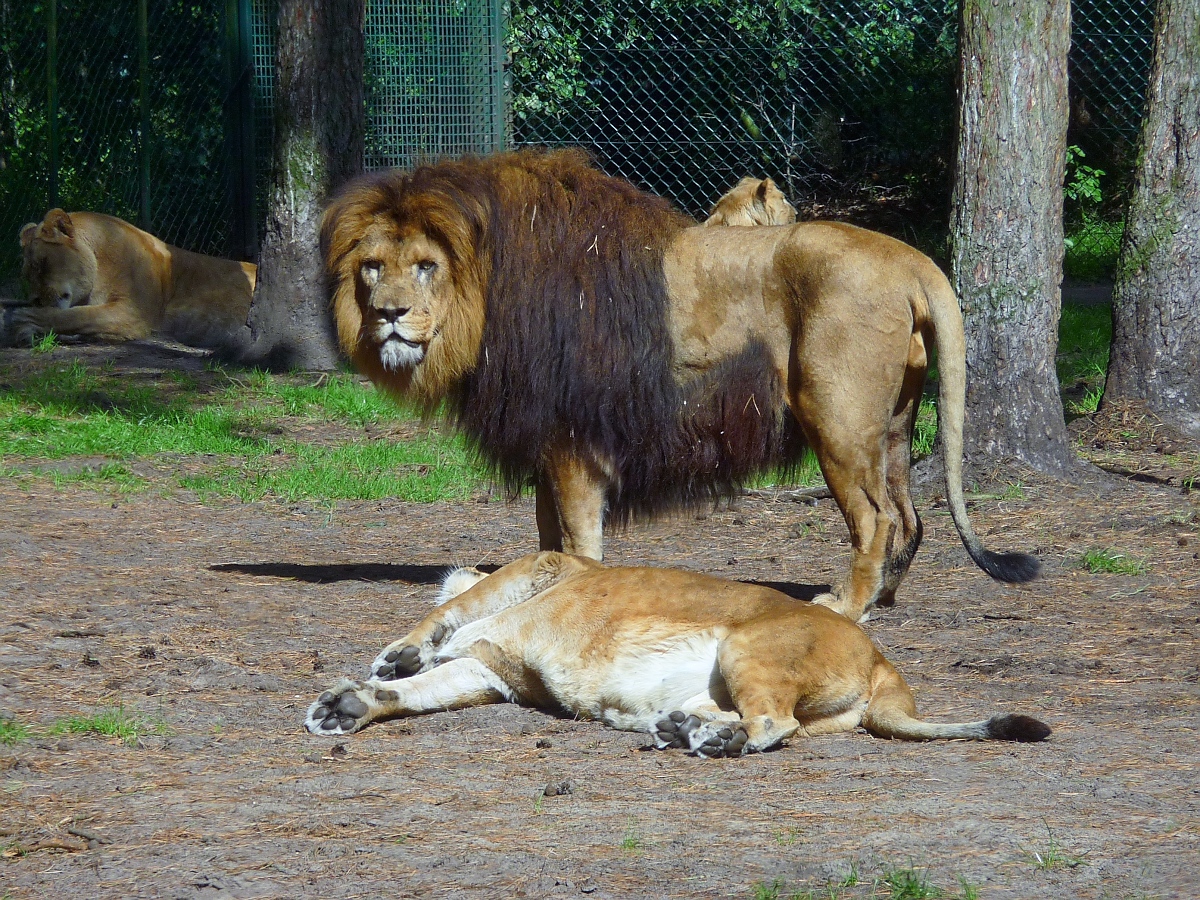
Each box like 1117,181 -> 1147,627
306,659 -> 513,736
372,551 -> 597,680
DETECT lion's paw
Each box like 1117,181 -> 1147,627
688,722 -> 749,758
370,645 -> 422,680
306,679 -> 376,735
654,710 -> 701,749
653,711 -> 748,758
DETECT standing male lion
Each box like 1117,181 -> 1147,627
321,149 -> 1038,622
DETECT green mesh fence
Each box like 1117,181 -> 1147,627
0,0 -> 234,285
1065,0 -> 1155,280
2,1 -> 1155,290
508,0 -> 962,220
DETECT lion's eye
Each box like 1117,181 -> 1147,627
361,261 -> 382,286
415,260 -> 438,277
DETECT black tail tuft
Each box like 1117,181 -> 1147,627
972,548 -> 1041,583
986,713 -> 1051,742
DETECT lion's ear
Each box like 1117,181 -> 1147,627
19,222 -> 37,248
753,179 -> 771,210
41,209 -> 74,241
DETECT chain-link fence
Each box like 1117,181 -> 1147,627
1065,0 -> 1156,279
2,1 -> 1155,289
508,0 -> 961,221
0,0 -> 234,285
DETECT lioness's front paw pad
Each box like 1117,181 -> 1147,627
653,710 -> 702,749
687,722 -> 749,758
306,680 -> 375,735
371,645 -> 422,680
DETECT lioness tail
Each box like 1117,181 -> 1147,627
923,273 -> 1040,584
862,658 -> 1051,742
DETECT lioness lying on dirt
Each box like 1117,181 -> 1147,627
9,209 -> 254,351
306,553 -> 1050,756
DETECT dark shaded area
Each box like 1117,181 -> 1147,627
211,562 -> 500,585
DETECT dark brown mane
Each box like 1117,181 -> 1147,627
325,148 -> 804,523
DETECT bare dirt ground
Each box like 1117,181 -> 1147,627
1,342 -> 1198,900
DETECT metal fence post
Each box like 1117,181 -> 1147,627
225,0 -> 258,261
46,0 -> 57,209
138,0 -> 152,230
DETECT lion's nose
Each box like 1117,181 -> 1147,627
374,305 -> 410,323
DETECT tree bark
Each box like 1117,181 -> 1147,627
235,0 -> 364,370
949,0 -> 1075,474
1102,0 -> 1200,437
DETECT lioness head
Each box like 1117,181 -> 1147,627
322,178 -> 486,403
704,177 -> 797,227
19,209 -> 97,308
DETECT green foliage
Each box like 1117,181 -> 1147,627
1063,146 -> 1121,280
0,1 -> 231,281
1082,548 -> 1148,576
1064,145 -> 1106,208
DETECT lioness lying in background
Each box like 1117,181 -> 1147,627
10,209 -> 254,351
306,552 -> 1051,757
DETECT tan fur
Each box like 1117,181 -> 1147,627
324,152 -> 1036,625
12,209 -> 255,348
305,552 -> 1050,755
704,177 -> 798,226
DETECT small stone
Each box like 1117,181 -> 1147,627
535,738 -> 552,749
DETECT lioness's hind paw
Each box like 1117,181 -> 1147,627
306,679 -> 375,735
688,722 -> 749,758
371,645 -> 422,680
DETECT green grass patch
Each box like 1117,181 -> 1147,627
31,331 -> 60,354
0,717 -> 29,746
1023,824 -> 1088,870
1058,302 -> 1112,416
0,362 -> 491,503
49,707 -> 166,746
1082,548 -> 1148,576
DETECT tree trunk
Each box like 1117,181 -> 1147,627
949,0 -> 1075,474
1102,0 -> 1200,437
235,0 -> 364,371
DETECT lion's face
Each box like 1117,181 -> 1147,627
326,194 -> 486,404
19,212 -> 97,308
351,226 -> 454,373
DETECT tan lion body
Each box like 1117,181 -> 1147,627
14,209 -> 254,348
323,150 -> 1037,625
306,552 -> 1051,756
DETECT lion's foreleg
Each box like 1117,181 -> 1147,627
11,297 -> 152,342
371,552 -> 597,679
305,659 -> 513,735
538,451 -> 609,560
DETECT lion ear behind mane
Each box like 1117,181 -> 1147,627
323,148 -> 805,524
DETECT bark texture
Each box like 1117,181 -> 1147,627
1102,0 -> 1200,437
949,0 -> 1074,474
237,0 -> 364,370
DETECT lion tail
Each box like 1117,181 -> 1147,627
861,656 -> 1051,743
923,273 -> 1041,584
